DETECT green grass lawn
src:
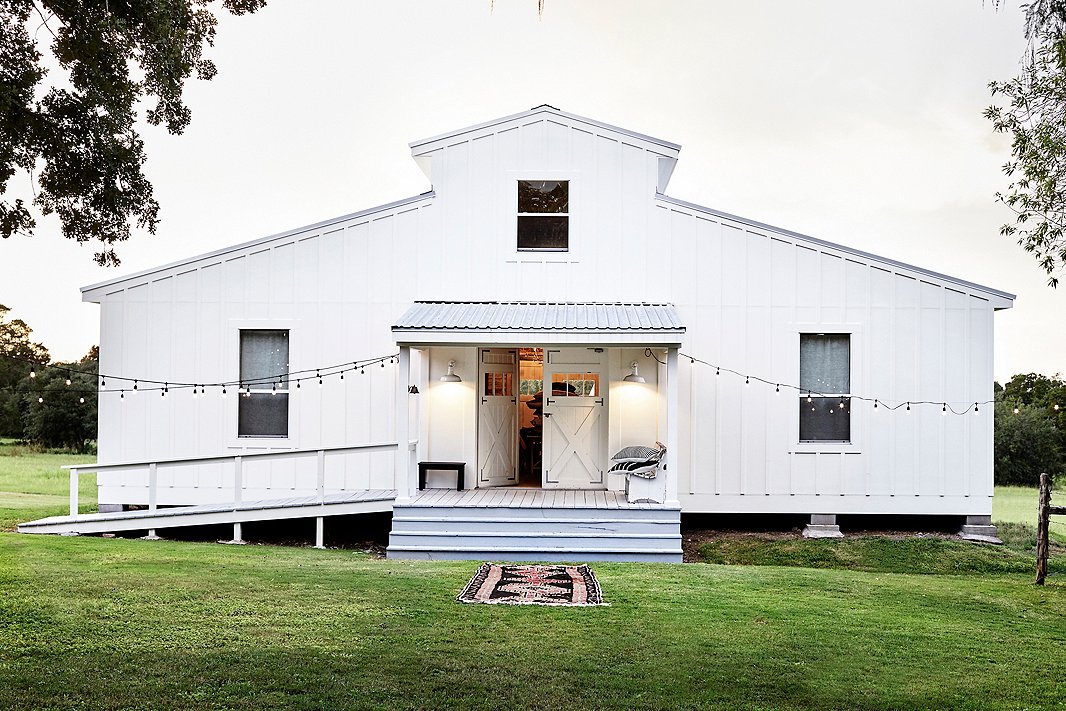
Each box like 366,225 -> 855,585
2,446 -> 1065,708
1,534 -> 1064,711
0,440 -> 96,530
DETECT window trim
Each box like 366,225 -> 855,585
507,171 -> 579,258
226,320 -> 298,450
789,324 -> 863,454
517,179 -> 570,252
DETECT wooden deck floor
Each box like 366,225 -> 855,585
409,487 -> 675,510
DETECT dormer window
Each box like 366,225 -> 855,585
518,180 -> 568,251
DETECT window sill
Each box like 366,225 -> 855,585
790,443 -> 861,455
228,438 -> 297,451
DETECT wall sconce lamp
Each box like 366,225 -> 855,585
622,361 -> 646,383
440,360 -> 462,383
408,385 -> 420,394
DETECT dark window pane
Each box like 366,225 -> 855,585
240,330 -> 289,388
799,334 -> 849,393
518,216 -> 568,250
518,180 -> 568,213
799,397 -> 851,442
239,393 -> 289,437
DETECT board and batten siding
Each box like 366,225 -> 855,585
654,199 -> 996,515
93,197 -> 437,506
86,108 -> 1004,517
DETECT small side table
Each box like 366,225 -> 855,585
418,461 -> 465,491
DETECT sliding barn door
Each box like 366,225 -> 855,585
542,348 -> 607,489
477,348 -> 518,487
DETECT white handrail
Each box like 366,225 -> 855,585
62,441 -> 401,473
65,441 -> 411,518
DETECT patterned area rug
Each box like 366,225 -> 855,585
457,563 -> 606,606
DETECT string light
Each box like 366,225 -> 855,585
65,378 -> 71,386
79,397 -> 85,404
2,351 -> 1015,418
29,369 -> 36,378
37,396 -> 43,403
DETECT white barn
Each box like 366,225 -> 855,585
21,106 -> 1014,560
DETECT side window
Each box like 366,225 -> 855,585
799,334 -> 850,442
238,330 -> 289,438
517,180 -> 568,251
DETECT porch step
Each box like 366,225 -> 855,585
386,545 -> 681,563
387,503 -> 682,563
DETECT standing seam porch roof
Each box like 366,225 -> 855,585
394,302 -> 684,331
392,302 -> 685,345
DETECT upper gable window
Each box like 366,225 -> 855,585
517,180 -> 568,251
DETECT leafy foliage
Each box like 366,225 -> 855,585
994,398 -> 1064,486
19,345 -> 97,453
985,0 -> 1066,286
0,0 -> 265,265
0,303 -> 48,437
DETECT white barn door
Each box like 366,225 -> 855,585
477,348 -> 518,487
542,348 -> 607,489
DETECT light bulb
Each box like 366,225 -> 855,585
775,384 -> 780,393
29,370 -> 36,378
1013,406 -> 1020,414
79,397 -> 85,404
942,404 -> 947,415
37,396 -> 43,403
745,376 -> 750,386
906,402 -> 911,412
65,378 -> 71,386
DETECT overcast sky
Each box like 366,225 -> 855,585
3,0 -> 1061,383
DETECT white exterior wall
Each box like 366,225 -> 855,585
87,108 -> 1006,516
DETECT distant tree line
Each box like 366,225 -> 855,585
994,373 -> 1066,485
0,304 -> 97,453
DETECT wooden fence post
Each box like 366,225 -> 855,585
1036,472 -> 1051,585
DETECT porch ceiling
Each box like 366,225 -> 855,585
392,301 -> 685,346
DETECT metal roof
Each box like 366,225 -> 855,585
394,301 -> 685,332
392,302 -> 686,347
409,105 -> 682,155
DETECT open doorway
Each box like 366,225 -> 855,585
518,348 -> 544,486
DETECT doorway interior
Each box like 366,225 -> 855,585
518,347 -> 544,486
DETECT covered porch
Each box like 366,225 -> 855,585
388,302 -> 686,561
